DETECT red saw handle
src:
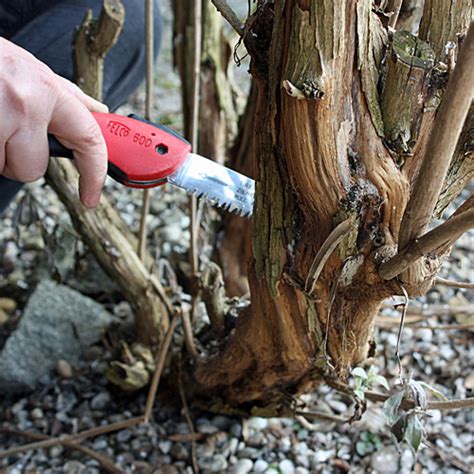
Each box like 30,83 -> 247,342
48,113 -> 191,188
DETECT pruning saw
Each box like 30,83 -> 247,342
48,113 -> 255,218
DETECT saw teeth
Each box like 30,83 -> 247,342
182,188 -> 251,217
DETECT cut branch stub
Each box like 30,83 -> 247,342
381,31 -> 435,155
72,0 -> 125,99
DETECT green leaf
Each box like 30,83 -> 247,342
371,374 -> 390,391
354,387 -> 366,400
356,440 -> 369,456
352,367 -> 368,379
417,381 -> 448,401
390,414 -> 408,443
383,390 -> 404,425
405,414 -> 424,453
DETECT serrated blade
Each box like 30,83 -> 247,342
167,153 -> 255,218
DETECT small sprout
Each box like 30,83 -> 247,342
356,432 -> 383,456
351,366 -> 390,400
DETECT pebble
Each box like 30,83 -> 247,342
116,429 -> 132,443
170,443 -> 189,460
49,446 -> 63,458
237,446 -> 259,459
416,328 -> 433,342
158,440 -> 172,454
230,422 -> 243,438
196,423 -> 219,434
247,432 -> 265,446
0,309 -> 8,325
327,399 -> 348,413
90,392 -> 111,410
56,360 -> 74,378
30,408 -> 44,420
370,446 -> 399,474
63,461 -> 87,474
198,454 -> 228,472
295,469 -> 310,474
212,415 -> 234,431
253,459 -> 269,472
230,458 -> 253,474
92,438 -> 108,450
247,417 -> 268,430
0,297 -> 17,313
280,459 -> 296,474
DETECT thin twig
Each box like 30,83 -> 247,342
210,0 -> 244,36
181,305 -> 199,358
396,283 -> 409,380
149,274 -> 175,315
435,276 -> 474,290
325,378 -> 474,411
398,24 -> 474,248
137,0 -> 155,259
387,0 -> 403,29
379,206 -> 474,280
138,190 -> 151,259
381,301 -> 474,316
0,417 -> 143,460
143,313 -> 179,423
178,366 -> 199,474
0,428 -> 121,474
295,410 -> 348,424
410,323 -> 474,331
188,0 -> 202,279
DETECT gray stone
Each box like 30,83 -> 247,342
198,454 -> 228,472
90,392 -> 111,410
295,468 -> 310,474
230,458 -> 253,474
116,429 -> 132,443
280,459 -> 296,474
247,417 -> 268,430
0,280 -> 112,393
63,460 -> 87,474
253,459 -> 269,472
158,440 -> 172,454
170,443 -> 189,461
212,415 -> 234,431
370,446 -> 399,474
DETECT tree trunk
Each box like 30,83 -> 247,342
192,0 -> 472,407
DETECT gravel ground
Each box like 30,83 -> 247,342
0,1 -> 473,473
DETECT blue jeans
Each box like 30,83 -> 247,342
0,0 -> 162,214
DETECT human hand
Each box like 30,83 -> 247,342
0,37 -> 108,208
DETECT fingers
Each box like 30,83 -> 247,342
3,125 -> 50,182
49,93 -> 108,208
57,77 -> 109,114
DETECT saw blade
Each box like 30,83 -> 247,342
167,153 -> 255,218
